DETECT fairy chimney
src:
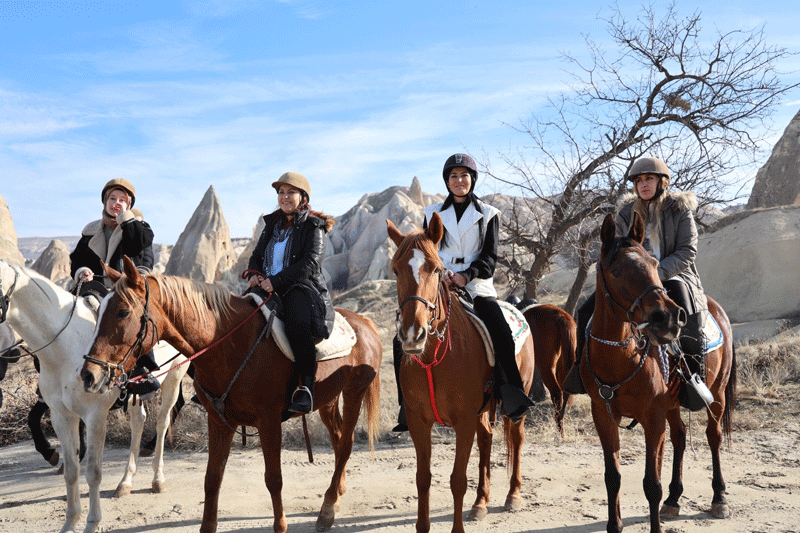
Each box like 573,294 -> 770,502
0,194 -> 25,266
31,239 -> 71,285
165,185 -> 236,283
747,109 -> 800,209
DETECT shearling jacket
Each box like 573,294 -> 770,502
70,210 -> 154,289
248,209 -> 335,339
616,190 -> 708,317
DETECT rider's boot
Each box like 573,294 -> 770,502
391,335 -> 409,432
288,375 -> 314,414
127,350 -> 161,400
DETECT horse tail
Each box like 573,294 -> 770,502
364,371 -> 381,452
722,342 -> 737,441
561,311 -> 578,378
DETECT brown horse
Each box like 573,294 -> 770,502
387,213 -> 536,533
521,303 -> 577,435
80,257 -> 382,533
582,214 -> 736,533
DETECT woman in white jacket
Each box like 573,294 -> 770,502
392,153 -> 534,431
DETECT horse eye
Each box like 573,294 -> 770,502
117,309 -> 131,319
610,268 -> 621,278
392,268 -> 398,276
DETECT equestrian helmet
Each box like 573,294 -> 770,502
272,171 -> 310,198
101,178 -> 136,207
626,157 -> 671,182
442,153 -> 478,193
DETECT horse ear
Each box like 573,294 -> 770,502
600,214 -> 616,257
426,212 -> 444,245
628,211 -> 645,245
386,219 -> 405,247
102,261 -> 122,284
122,256 -> 145,291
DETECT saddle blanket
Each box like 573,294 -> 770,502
460,298 -> 531,367
702,312 -> 723,354
243,293 -> 356,362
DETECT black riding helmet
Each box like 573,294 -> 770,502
442,153 -> 478,194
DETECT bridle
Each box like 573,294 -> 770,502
597,259 -> 666,335
83,279 -> 159,391
396,269 -> 449,342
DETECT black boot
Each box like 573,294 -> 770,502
499,383 -> 535,422
288,376 -> 314,414
562,361 -> 586,395
392,335 -> 409,432
127,367 -> 161,400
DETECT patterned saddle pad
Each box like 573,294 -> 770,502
458,297 -> 531,367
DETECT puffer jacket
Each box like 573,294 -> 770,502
248,208 -> 335,339
616,190 -> 708,317
70,209 -> 155,289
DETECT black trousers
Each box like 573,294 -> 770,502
282,287 -> 317,389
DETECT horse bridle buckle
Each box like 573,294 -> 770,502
598,384 -> 615,401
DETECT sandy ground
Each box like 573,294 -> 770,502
2,396 -> 799,533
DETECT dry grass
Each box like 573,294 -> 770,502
2,325 -> 798,457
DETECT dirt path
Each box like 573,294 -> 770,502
2,409 -> 799,533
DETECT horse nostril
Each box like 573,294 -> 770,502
414,328 -> 426,344
649,310 -> 667,326
676,307 -> 687,327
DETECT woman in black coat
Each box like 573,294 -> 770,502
247,172 -> 335,414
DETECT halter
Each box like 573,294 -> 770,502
0,268 -> 17,324
587,260 -> 664,429
396,269 -> 448,340
83,279 -> 160,392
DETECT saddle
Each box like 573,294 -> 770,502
242,293 -> 356,362
456,294 -> 531,367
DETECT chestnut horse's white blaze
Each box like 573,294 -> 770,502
409,248 -> 426,285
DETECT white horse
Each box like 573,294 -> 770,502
0,259 -> 189,533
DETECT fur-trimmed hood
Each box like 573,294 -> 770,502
308,209 -> 336,232
616,190 -> 698,214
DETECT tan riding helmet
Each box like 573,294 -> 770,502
626,157 -> 671,183
272,172 -> 310,197
101,178 -> 136,207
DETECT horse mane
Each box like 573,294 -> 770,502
115,274 -> 234,327
392,229 -> 443,269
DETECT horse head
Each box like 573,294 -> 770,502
81,256 -> 162,394
598,213 -> 685,344
387,213 -> 446,355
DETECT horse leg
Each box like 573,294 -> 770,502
200,419 -> 236,533
151,369 -> 184,493
503,412 -> 526,512
408,414 -> 434,533
641,418 -> 666,533
316,400 -> 346,530
28,398 -> 60,467
258,416 -> 288,533
449,419 -> 478,533
83,410 -> 110,533
469,412 -> 493,521
591,403 -> 623,533
540,361 -> 566,436
114,399 -> 145,498
50,409 -> 82,533
660,408 -> 685,517
706,397 -> 730,518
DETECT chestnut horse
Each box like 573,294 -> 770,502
520,303 -> 577,435
582,214 -> 736,533
387,213 -> 536,533
80,257 -> 382,533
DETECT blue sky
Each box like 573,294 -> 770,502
2,0 -> 799,243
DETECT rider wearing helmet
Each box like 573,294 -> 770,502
70,178 -> 159,397
391,153 -> 534,431
564,156 -> 709,401
247,172 -> 335,415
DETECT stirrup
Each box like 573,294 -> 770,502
288,386 -> 313,414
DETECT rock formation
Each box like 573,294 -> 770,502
747,109 -> 800,209
164,185 -> 236,283
30,239 -> 71,286
0,194 -> 25,266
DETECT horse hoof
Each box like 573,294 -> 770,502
113,484 -> 132,498
504,495 -> 523,512
316,507 -> 335,531
711,502 -> 731,519
152,480 -> 166,493
48,451 -> 60,467
660,503 -> 680,517
468,505 -> 488,521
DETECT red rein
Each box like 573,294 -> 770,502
408,284 -> 451,427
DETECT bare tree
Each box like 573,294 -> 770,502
485,2 -> 798,302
